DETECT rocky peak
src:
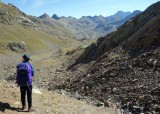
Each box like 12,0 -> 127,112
52,14 -> 60,20
132,10 -> 142,14
8,3 -> 19,10
109,11 -> 131,20
39,13 -> 50,19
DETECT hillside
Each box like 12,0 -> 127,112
0,2 -> 76,39
75,1 -> 160,63
0,2 -> 84,55
58,1 -> 160,114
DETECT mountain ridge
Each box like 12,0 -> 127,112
0,1 -> 141,39
57,10 -> 141,39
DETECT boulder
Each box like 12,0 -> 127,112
2,41 -> 28,53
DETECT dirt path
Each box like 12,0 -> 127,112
0,80 -> 117,114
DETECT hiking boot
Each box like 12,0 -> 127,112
28,106 -> 35,112
16,105 -> 27,112
21,105 -> 27,110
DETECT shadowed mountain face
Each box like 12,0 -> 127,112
52,14 -> 60,20
74,1 -> 160,64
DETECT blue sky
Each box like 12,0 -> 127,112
1,0 -> 159,18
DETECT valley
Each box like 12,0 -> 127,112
0,1 -> 160,114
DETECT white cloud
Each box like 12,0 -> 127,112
33,0 -> 63,8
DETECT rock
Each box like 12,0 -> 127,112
74,91 -> 83,100
133,106 -> 141,112
111,87 -> 117,94
131,79 -> 138,84
138,95 -> 145,101
150,87 -> 160,95
2,41 -> 28,53
104,101 -> 110,107
16,16 -> 37,28
110,73 -> 116,76
89,100 -> 104,107
61,90 -> 67,95
147,59 -> 153,65
145,111 -> 152,114
33,89 -> 42,95
153,59 -> 157,66
128,65 -> 133,69
149,105 -> 156,112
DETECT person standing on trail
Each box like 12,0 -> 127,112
16,54 -> 34,112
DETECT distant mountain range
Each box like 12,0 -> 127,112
0,1 -> 142,55
38,10 -> 142,39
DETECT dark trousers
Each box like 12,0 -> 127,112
20,85 -> 32,107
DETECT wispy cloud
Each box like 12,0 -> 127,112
33,0 -> 63,8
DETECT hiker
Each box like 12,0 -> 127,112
16,54 -> 34,112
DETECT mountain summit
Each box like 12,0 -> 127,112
38,13 -> 50,19
110,11 -> 131,20
52,14 -> 60,20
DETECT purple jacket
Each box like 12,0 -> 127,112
16,62 -> 33,86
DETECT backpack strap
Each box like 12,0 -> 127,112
27,62 -> 34,76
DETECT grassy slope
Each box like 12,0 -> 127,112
0,2 -> 82,55
0,23 -> 75,54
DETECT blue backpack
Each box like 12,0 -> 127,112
16,62 -> 33,86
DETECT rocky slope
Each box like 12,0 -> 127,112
58,1 -> 160,114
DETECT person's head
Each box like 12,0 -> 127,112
22,54 -> 31,62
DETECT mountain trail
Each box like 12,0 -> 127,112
0,80 -> 117,114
